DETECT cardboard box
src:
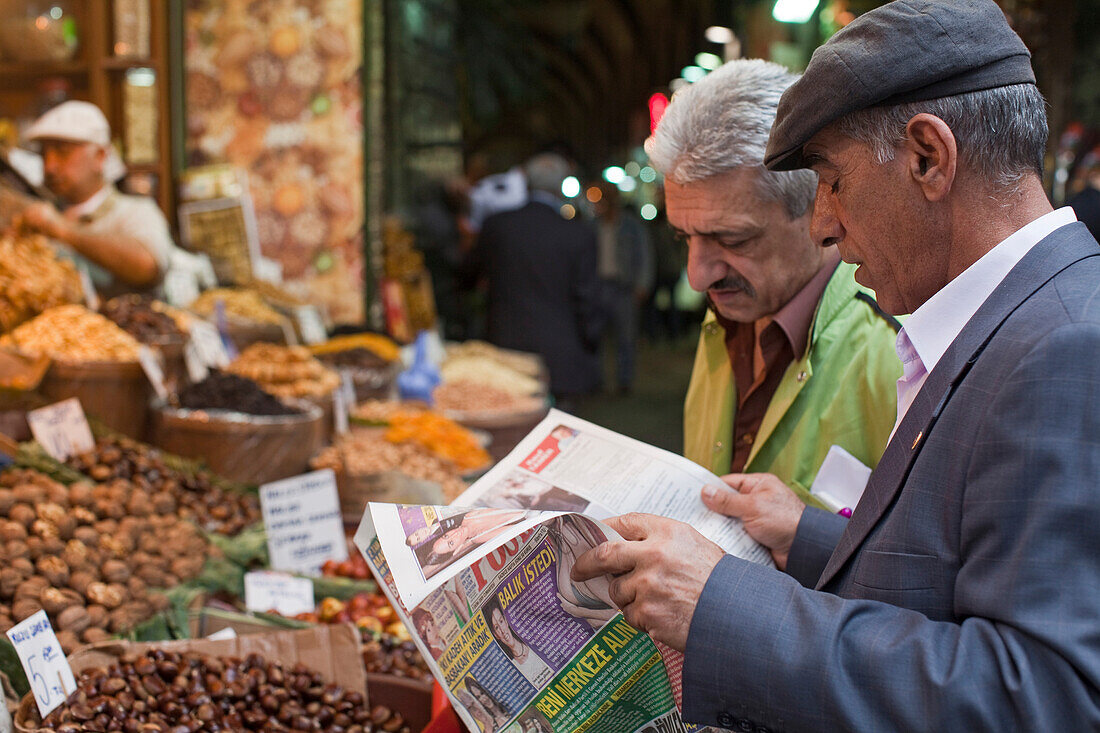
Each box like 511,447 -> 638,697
15,624 -> 366,732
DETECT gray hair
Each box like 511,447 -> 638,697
645,59 -> 817,219
524,153 -> 571,197
834,83 -> 1048,193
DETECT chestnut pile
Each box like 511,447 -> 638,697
361,636 -> 431,682
66,437 -> 261,536
0,469 -> 209,652
36,649 -> 408,732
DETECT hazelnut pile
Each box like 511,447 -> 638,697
0,469 -> 210,653
66,437 -> 262,536
36,649 -> 402,732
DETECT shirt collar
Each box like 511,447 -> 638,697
901,206 -> 1077,375
63,184 -> 112,220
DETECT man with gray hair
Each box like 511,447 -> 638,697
646,59 -> 900,567
575,2 -> 1100,729
462,153 -> 602,403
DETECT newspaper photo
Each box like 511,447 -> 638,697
355,410 -> 775,733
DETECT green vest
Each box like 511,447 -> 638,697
683,262 -> 902,508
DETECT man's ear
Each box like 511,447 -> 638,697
902,113 -> 957,202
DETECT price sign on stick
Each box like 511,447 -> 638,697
189,319 -> 230,370
6,610 -> 77,719
138,346 -> 169,401
27,398 -> 94,461
259,469 -> 348,575
244,571 -> 315,616
295,306 -> 328,345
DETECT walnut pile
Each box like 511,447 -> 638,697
0,469 -> 212,653
66,437 -> 261,536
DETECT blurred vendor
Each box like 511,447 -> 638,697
18,101 -> 174,297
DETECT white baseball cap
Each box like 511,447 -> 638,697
25,100 -> 111,147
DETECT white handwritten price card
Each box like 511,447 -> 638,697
189,319 -> 231,370
138,346 -> 169,401
244,571 -> 316,617
259,469 -> 348,575
295,306 -> 328,345
27,398 -> 94,461
6,610 -> 77,718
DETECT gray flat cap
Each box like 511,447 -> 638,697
764,0 -> 1035,171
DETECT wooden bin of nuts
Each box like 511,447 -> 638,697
12,625 -> 392,732
2,305 -> 153,440
150,399 -> 325,486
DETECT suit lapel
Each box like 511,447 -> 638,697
816,222 -> 1100,590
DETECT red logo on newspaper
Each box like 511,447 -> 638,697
519,437 -> 561,474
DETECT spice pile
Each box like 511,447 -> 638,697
310,333 -> 400,363
433,379 -> 545,415
178,372 -> 303,417
385,409 -> 490,472
34,649 -> 389,732
311,428 -> 469,502
1,305 -> 141,362
189,287 -> 285,325
101,295 -> 186,343
65,437 -> 262,536
227,342 -> 340,398
441,340 -> 543,395
0,232 -> 82,332
0,469 -> 207,654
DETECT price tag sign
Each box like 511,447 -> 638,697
259,469 -> 348,575
138,346 -> 169,401
6,610 -> 77,718
27,398 -> 94,461
340,368 -> 356,410
333,387 -> 349,436
244,571 -> 316,617
184,340 -> 209,384
294,306 -> 328,345
189,319 -> 230,370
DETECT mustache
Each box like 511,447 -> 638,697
707,274 -> 755,299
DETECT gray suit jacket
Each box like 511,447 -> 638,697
682,222 -> 1100,731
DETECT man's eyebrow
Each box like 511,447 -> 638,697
670,225 -> 761,239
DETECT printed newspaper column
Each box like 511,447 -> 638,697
27,398 -> 95,461
6,610 -> 77,718
260,469 -> 348,575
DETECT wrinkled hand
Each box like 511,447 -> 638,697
18,202 -> 71,241
702,473 -> 805,570
571,513 -> 724,652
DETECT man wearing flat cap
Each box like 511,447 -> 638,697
18,100 -> 174,296
573,1 -> 1100,729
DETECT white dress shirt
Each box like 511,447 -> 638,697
891,207 -> 1078,434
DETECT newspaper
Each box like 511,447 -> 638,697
354,409 -> 775,733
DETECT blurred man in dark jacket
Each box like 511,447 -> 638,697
461,154 -> 603,404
